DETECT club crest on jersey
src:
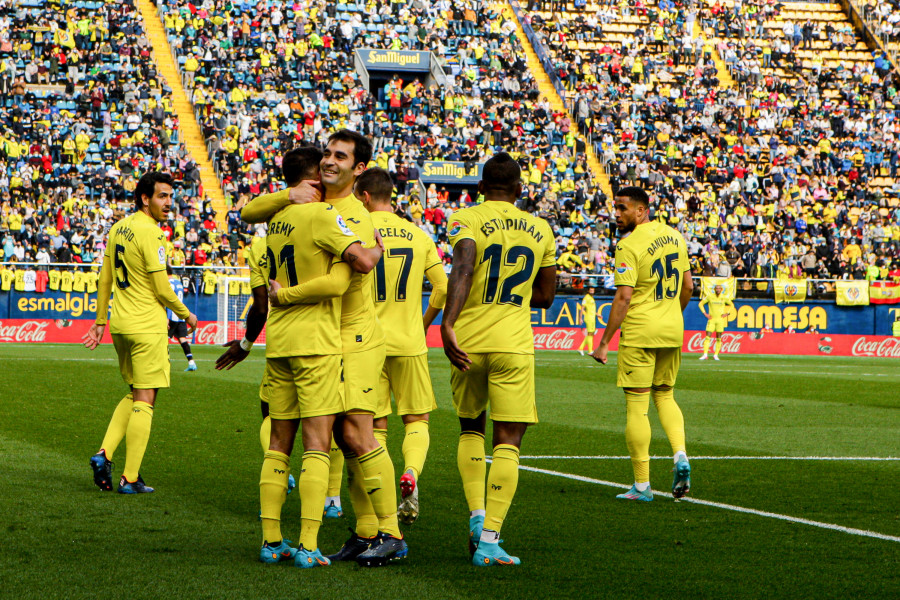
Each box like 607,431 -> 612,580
616,262 -> 632,274
449,221 -> 464,236
336,215 -> 355,236
158,247 -> 166,264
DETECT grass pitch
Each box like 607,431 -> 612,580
1,344 -> 898,599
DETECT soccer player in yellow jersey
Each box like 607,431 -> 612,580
442,153 -> 557,566
591,186 -> 693,502
242,131 -> 407,567
82,172 -> 198,494
698,284 -> 733,360
357,167 -> 448,524
576,286 -> 600,355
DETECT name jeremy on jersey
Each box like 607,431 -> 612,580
268,221 -> 295,238
647,234 -> 681,256
378,227 -> 414,241
480,217 -> 544,242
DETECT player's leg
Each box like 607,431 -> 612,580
257,357 -> 299,563
713,326 -> 723,359
651,348 -> 690,497
324,436 -> 344,518
472,352 -> 535,566
616,346 -> 654,501
392,354 -> 438,524
178,328 -> 197,371
118,334 -> 169,494
701,322 -> 713,359
91,334 -> 136,490
452,354 -> 489,554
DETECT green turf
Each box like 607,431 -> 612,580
1,344 -> 898,599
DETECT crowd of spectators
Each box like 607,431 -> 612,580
858,0 -> 900,51
0,0 -> 225,268
525,0 -> 900,285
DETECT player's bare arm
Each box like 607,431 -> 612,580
441,238 -> 476,371
83,257 -> 113,350
216,284 -> 268,370
591,285 -> 633,364
342,240 -> 383,274
530,265 -> 557,309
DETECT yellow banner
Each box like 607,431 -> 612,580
701,277 -> 736,300
774,278 -> 807,304
835,281 -> 870,306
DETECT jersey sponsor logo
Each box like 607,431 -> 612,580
337,215 -> 355,236
448,221 -> 464,236
158,246 -> 166,264
615,262 -> 632,275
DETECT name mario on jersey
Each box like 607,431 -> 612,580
479,217 -> 545,242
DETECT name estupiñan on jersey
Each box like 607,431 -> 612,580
479,217 -> 545,241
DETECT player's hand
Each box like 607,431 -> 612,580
82,323 -> 105,351
441,325 -> 471,371
215,339 -> 249,370
185,313 -> 198,334
591,342 -> 609,364
268,279 -> 283,307
374,227 -> 385,252
288,180 -> 323,205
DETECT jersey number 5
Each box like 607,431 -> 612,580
651,252 -> 680,301
114,244 -> 130,289
375,248 -> 413,302
481,244 -> 535,307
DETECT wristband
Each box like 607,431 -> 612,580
239,338 -> 253,352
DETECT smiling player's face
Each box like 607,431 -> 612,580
320,139 -> 364,193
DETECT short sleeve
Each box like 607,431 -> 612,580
423,234 -> 441,270
312,205 -> 360,259
540,222 -> 556,268
447,211 -> 475,248
143,229 -> 167,273
613,242 -> 638,288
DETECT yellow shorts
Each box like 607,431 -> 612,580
616,345 -> 681,389
450,353 -> 537,423
706,318 -> 726,333
259,367 -> 270,403
112,333 -> 169,390
374,354 -> 438,419
265,355 -> 343,420
343,344 -> 386,414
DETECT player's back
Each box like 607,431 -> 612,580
330,194 -> 384,352
265,202 -> 356,358
614,221 -> 689,348
371,211 -> 442,356
448,201 -> 555,354
106,211 -> 168,334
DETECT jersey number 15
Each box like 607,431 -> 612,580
651,252 -> 680,301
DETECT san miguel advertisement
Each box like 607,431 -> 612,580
0,290 -> 898,357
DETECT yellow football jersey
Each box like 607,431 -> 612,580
265,202 -> 360,358
581,293 -> 597,330
104,211 -> 169,335
613,221 -> 690,348
371,211 -> 447,356
328,194 -> 385,353
246,235 -> 267,289
699,294 -> 733,321
447,200 -> 555,354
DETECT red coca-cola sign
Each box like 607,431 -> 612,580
0,320 -> 49,342
851,337 -> 900,358
194,323 -> 221,345
533,329 -> 578,350
685,332 -> 744,354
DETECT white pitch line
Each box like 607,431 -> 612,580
518,455 -> 900,461
516,464 -> 900,544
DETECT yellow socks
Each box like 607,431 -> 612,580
298,450 -> 330,550
457,431 -> 486,512
484,444 -> 520,534
652,386 -> 686,456
259,450 -> 290,544
402,420 -> 430,478
579,332 -> 594,352
327,437 -> 344,498
99,392 -> 133,461
702,336 -> 711,354
357,446 -> 400,537
624,391 -> 651,484
122,401 -> 153,482
259,416 -> 271,453
714,339 -> 722,356
345,453 -> 378,538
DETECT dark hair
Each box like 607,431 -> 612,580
282,145 -> 323,187
327,129 -> 372,167
481,152 -> 521,197
355,167 -> 394,203
134,171 -> 175,207
615,186 -> 650,205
